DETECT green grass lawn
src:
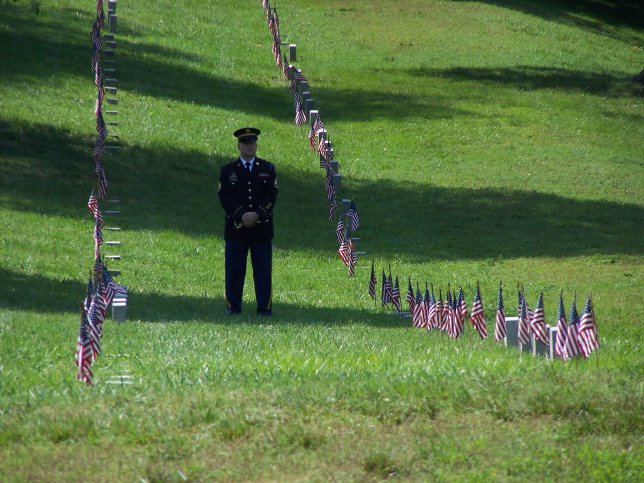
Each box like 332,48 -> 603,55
1,0 -> 643,480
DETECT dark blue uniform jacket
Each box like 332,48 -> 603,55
218,157 -> 278,241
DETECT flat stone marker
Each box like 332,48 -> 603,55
289,43 -> 296,61
105,375 -> 134,385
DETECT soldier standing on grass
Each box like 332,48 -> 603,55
218,127 -> 278,316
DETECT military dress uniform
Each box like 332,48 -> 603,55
218,148 -> 278,315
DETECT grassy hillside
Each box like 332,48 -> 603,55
1,0 -> 642,480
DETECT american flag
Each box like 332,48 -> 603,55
347,200 -> 360,231
95,0 -> 105,30
319,141 -> 332,169
100,262 -> 127,307
87,190 -> 101,221
309,116 -> 324,150
554,291 -> 568,359
94,60 -> 103,93
578,294 -> 599,358
90,25 -> 102,55
427,285 -> 437,329
435,289 -> 444,332
406,278 -> 415,311
531,292 -> 549,344
336,218 -> 345,244
337,237 -> 351,268
75,306 -> 93,385
95,160 -> 108,200
444,288 -> 455,336
271,40 -> 281,66
349,239 -> 358,277
83,271 -> 94,312
282,60 -> 290,80
386,270 -> 394,306
368,259 -> 377,300
275,48 -> 283,69
518,293 -> 531,345
325,168 -> 335,202
294,91 -> 306,125
412,286 -> 423,327
494,283 -> 506,342
563,298 -> 582,360
381,269 -> 390,306
317,131 -> 328,156
470,283 -> 487,340
392,276 -> 401,313
453,290 -> 464,338
421,285 -> 430,329
86,288 -> 103,361
458,287 -> 467,322
328,195 -> 337,221
93,216 -> 103,259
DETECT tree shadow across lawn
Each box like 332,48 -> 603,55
0,268 -> 400,327
448,0 -> 644,45
401,65 -> 638,98
0,2 -> 465,123
2,119 -> 643,262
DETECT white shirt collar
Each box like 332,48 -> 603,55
240,156 -> 256,168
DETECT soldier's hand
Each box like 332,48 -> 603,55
241,211 -> 259,227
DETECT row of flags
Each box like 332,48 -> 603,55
75,0 -> 125,385
91,0 -> 109,200
259,1 -> 601,365
75,258 -> 127,384
261,1 -> 362,277
368,263 -> 600,361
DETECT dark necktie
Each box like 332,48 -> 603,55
245,161 -> 251,173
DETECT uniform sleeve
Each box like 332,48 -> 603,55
256,164 -> 278,223
218,166 -> 245,223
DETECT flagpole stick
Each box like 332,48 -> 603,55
589,291 -> 599,370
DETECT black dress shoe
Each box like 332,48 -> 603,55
258,309 -> 272,316
226,308 -> 241,315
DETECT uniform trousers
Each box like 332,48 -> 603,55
225,239 -> 272,313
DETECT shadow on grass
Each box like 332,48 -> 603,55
0,3 -> 461,122
448,0 -> 644,45
401,65 -> 639,98
2,119 -> 643,261
0,268 -> 401,327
